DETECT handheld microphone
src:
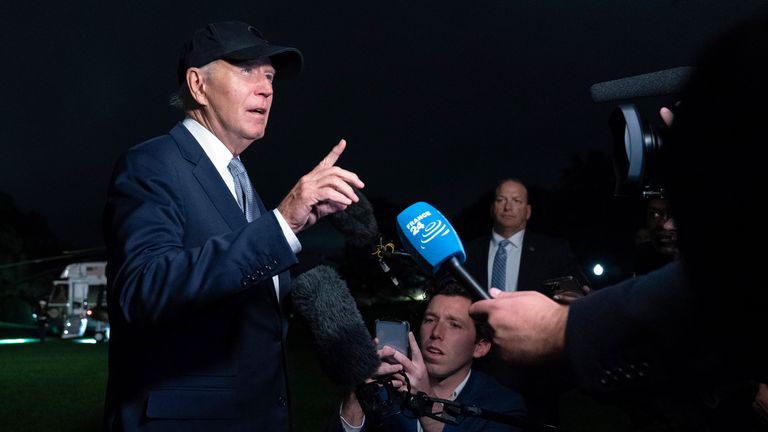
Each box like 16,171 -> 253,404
290,265 -> 380,387
590,66 -> 692,102
395,202 -> 490,300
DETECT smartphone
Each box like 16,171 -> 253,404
541,275 -> 583,298
375,319 -> 410,359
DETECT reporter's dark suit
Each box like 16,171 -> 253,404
103,123 -> 298,431
464,231 -> 584,294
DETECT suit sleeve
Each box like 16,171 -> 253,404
104,147 -> 298,327
565,262 -> 697,395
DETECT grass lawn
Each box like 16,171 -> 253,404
0,321 -> 350,432
0,338 -> 107,432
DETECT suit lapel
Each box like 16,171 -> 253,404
170,124 -> 247,231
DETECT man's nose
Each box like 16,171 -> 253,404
255,79 -> 273,97
663,218 -> 677,230
430,322 -> 445,339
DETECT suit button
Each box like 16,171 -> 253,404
277,396 -> 287,407
241,278 -> 249,287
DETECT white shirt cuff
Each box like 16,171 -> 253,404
272,209 -> 301,254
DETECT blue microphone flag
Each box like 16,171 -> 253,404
396,202 -> 466,275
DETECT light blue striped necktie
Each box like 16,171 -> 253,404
227,157 -> 259,222
491,239 -> 510,290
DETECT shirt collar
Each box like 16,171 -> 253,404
492,229 -> 525,248
182,117 -> 237,177
451,369 -> 472,400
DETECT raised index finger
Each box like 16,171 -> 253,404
315,139 -> 347,170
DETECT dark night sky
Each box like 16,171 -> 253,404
0,1 -> 763,250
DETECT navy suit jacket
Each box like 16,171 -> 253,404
103,123 -> 299,431
464,231 -> 585,294
330,370 -> 526,432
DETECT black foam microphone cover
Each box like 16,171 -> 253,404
590,66 -> 692,102
290,265 -> 379,387
327,189 -> 379,248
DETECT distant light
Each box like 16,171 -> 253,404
73,338 -> 97,344
0,338 -> 39,345
592,264 -> 605,276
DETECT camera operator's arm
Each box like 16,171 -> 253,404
471,262 -> 696,395
469,289 -> 568,364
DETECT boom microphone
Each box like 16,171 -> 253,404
590,66 -> 692,102
290,265 -> 380,387
395,202 -> 490,301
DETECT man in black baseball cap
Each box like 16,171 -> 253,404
103,21 -> 364,431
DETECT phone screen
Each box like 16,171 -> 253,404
375,319 -> 410,359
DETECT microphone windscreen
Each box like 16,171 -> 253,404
291,265 -> 379,387
590,66 -> 692,102
327,189 -> 379,248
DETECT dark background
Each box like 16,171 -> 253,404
0,1 -> 764,286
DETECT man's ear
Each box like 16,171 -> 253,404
473,339 -> 491,359
186,67 -> 208,106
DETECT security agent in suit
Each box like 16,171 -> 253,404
103,21 -> 364,431
469,10 -> 768,424
464,178 -> 587,297
464,178 -> 586,426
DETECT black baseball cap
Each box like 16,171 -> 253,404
177,21 -> 303,84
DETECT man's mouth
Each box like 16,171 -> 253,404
425,346 -> 444,356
